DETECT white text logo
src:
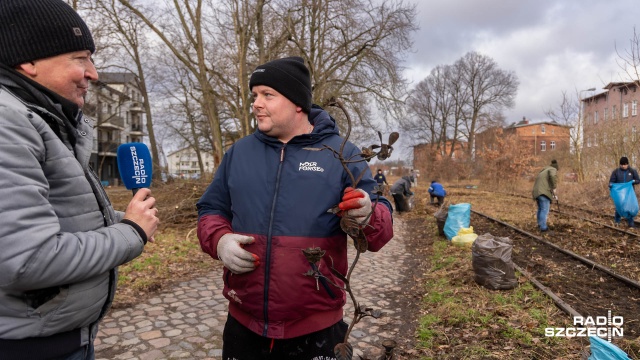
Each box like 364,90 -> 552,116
299,161 -> 324,172
545,310 -> 623,341
129,146 -> 149,185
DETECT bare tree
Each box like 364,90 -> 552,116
616,27 -> 640,82
477,128 -> 536,189
404,65 -> 459,156
455,51 -> 519,157
280,0 -> 417,135
117,0 -> 226,165
545,90 -> 587,181
91,0 -> 163,181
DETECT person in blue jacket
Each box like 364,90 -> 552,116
373,168 -> 388,186
609,156 -> 640,228
428,180 -> 447,206
196,56 -> 394,360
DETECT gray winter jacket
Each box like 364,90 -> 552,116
0,75 -> 145,345
390,176 -> 412,196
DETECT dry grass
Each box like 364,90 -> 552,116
106,181 -> 218,308
406,178 -> 639,359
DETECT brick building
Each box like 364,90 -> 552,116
582,81 -> 640,169
476,118 -> 571,157
412,140 -> 467,179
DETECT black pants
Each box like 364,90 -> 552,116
392,193 -> 411,212
222,314 -> 348,360
430,195 -> 444,206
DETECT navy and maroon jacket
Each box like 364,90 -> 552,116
196,105 -> 393,339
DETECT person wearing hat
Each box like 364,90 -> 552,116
0,0 -> 159,358
197,56 -> 394,359
532,159 -> 559,234
374,168 -> 388,186
609,156 -> 640,228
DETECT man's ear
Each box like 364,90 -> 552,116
16,62 -> 37,77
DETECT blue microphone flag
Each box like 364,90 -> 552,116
117,143 -> 152,190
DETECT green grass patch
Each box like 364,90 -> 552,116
415,226 -> 587,358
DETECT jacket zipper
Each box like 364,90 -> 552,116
262,145 -> 286,336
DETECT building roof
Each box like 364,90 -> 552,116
505,120 -> 571,129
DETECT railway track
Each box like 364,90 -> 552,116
470,209 -> 640,341
449,189 -> 640,283
495,190 -> 639,230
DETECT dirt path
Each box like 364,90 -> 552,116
95,215 -> 429,359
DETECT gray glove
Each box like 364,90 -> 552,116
217,233 -> 259,274
552,189 -> 558,201
339,187 -> 372,224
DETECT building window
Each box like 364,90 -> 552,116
613,105 -> 617,118
594,111 -> 598,124
540,141 -> 546,152
587,137 -> 591,147
550,141 -> 556,150
541,125 -> 546,134
623,103 -> 629,118
633,100 -> 638,116
604,107 -> 608,120
634,126 -> 637,142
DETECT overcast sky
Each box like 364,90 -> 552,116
403,0 -> 638,124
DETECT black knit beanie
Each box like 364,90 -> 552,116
249,57 -> 312,113
620,156 -> 629,165
0,0 -> 95,67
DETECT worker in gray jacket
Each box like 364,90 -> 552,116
390,176 -> 414,212
0,1 -> 159,359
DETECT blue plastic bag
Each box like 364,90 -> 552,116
443,203 -> 471,240
610,181 -> 639,219
588,336 -> 630,360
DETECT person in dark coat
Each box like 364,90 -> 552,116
197,56 -> 394,360
390,176 -> 413,212
373,168 -> 388,186
609,156 -> 640,228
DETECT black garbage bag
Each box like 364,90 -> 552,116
471,233 -> 518,290
434,206 -> 448,237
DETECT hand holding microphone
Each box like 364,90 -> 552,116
118,143 -> 159,243
123,188 -> 159,243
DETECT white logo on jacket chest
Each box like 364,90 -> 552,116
299,161 -> 325,172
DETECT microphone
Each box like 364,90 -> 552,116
117,142 -> 152,195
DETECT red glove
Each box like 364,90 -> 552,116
338,187 -> 372,224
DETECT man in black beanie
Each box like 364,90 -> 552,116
609,156 -> 640,228
0,1 -> 159,359
197,57 -> 394,359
